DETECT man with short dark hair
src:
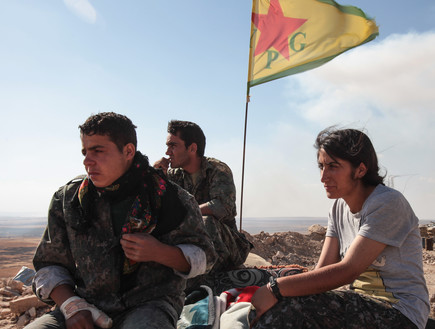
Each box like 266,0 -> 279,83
154,120 -> 252,289
26,112 -> 216,329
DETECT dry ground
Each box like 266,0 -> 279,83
425,262 -> 435,300
0,238 -> 40,278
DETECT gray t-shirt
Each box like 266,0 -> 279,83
326,184 -> 429,329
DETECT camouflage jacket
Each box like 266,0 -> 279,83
167,157 -> 237,228
32,175 -> 216,316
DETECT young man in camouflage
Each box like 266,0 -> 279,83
154,120 -> 252,289
26,113 -> 216,329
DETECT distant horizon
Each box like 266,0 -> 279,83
1,215 -> 433,238
0,215 -> 433,221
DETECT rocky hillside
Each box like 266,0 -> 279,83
245,224 -> 435,268
243,224 -> 325,269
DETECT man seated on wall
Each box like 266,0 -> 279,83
154,120 -> 252,290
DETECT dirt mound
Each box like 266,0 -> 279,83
243,229 -> 323,269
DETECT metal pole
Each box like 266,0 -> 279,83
239,96 -> 250,231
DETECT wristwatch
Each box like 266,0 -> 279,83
268,276 -> 283,300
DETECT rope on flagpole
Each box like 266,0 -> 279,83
239,94 -> 250,231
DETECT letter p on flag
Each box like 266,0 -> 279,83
247,0 -> 379,89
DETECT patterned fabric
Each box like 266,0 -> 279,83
249,290 -> 418,329
209,266 -> 307,296
77,152 -> 168,274
221,286 -> 259,308
168,157 -> 252,274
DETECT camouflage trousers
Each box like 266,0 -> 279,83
24,299 -> 179,329
203,215 -> 251,271
249,290 -> 417,329
186,215 -> 252,293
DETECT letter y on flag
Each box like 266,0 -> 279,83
247,0 -> 379,89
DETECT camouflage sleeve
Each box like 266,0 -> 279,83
166,168 -> 183,186
32,185 -> 77,301
159,185 -> 217,274
206,161 -> 237,220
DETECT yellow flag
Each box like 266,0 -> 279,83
248,0 -> 378,89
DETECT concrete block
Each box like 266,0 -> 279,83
9,296 -> 47,315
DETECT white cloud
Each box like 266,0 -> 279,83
63,0 -> 97,24
288,32 -> 435,125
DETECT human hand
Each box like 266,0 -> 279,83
249,284 -> 278,326
121,233 -> 163,262
60,296 -> 112,328
153,157 -> 170,173
65,310 -> 93,329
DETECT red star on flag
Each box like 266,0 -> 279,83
252,0 -> 307,60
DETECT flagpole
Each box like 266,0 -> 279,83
239,93 -> 250,232
240,0 -> 255,232
239,0 -> 256,231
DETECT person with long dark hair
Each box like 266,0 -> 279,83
249,127 -> 429,329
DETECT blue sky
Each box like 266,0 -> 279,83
1,0 -> 434,222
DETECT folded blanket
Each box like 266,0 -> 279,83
218,286 -> 259,329
178,285 -> 218,329
219,286 -> 259,309
220,302 -> 252,329
178,266 -> 307,329
178,285 -> 259,329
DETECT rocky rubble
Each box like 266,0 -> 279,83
245,224 -> 435,268
243,224 -> 326,269
0,277 -> 51,329
424,251 -> 435,265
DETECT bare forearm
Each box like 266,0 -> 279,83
50,284 -> 76,306
155,244 -> 191,273
278,262 -> 358,297
315,236 -> 341,270
249,264 -> 355,322
315,254 -> 341,269
199,203 -> 213,216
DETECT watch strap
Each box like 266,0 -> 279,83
268,276 -> 283,300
